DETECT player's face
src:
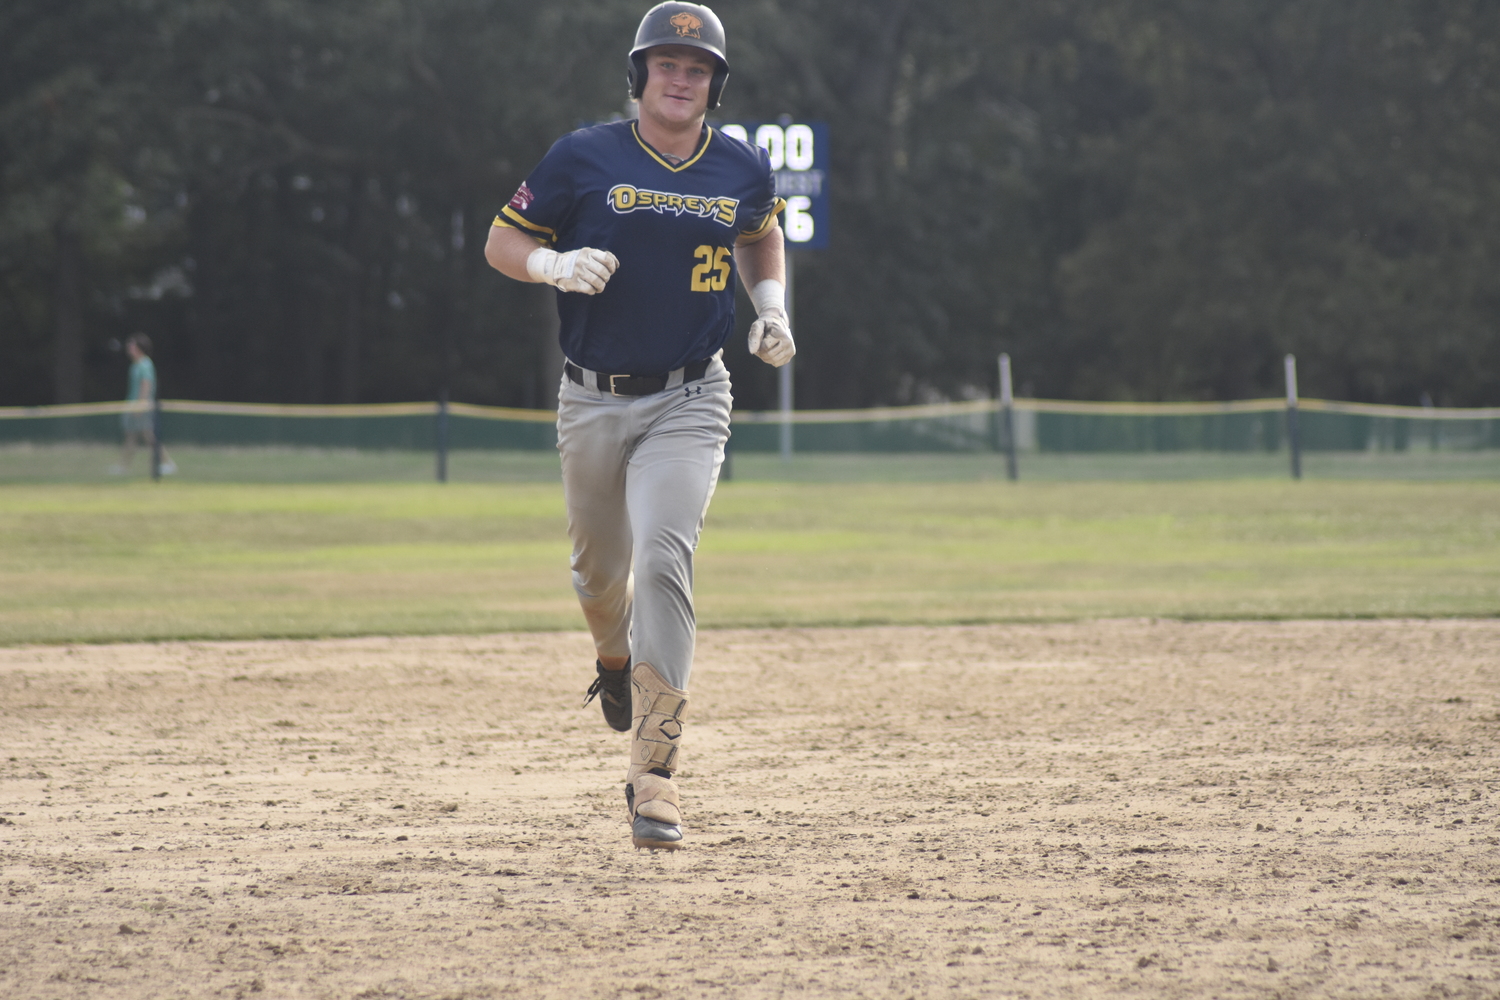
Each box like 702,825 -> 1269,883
639,45 -> 715,125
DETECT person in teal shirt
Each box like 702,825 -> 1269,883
113,333 -> 175,475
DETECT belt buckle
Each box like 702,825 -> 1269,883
608,373 -> 629,396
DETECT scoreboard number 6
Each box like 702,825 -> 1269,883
783,196 -> 815,243
691,245 -> 732,292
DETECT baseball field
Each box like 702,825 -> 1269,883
3,477 -> 1499,998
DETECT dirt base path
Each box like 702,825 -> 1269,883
2,620 -> 1498,999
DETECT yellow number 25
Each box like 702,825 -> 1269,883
690,245 -> 732,292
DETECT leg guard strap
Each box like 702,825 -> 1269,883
627,773 -> 682,825
626,662 -> 688,782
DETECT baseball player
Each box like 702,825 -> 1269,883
483,1 -> 793,850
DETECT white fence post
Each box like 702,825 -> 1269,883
779,252 -> 795,462
1284,354 -> 1302,480
999,353 -> 1017,481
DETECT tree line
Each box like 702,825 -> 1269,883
3,0 -> 1498,411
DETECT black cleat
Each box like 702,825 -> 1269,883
631,815 -> 684,850
583,659 -> 632,732
626,781 -> 684,850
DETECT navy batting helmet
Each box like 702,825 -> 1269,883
628,2 -> 729,111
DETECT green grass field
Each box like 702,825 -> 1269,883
0,476 -> 1494,644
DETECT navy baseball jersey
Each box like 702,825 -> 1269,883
495,120 -> 785,374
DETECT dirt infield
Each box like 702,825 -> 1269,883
2,620 -> 1498,999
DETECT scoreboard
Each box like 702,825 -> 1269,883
719,121 -> 829,250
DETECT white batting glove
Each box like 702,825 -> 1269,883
747,279 -> 796,367
748,308 -> 795,367
527,246 -> 619,295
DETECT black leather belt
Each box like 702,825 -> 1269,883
565,358 -> 710,397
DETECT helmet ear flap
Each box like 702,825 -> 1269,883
708,65 -> 727,110
628,52 -> 648,101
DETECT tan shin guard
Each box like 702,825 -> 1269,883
625,663 -> 687,827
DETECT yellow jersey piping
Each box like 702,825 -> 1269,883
738,197 -> 788,242
496,206 -> 556,237
632,121 -> 713,173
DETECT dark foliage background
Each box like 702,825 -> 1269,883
3,0 -> 1498,409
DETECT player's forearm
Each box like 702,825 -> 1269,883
737,225 -> 795,366
734,225 -> 784,291
485,224 -> 545,283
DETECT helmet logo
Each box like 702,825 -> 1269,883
669,11 -> 703,38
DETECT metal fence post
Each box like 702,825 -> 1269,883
999,353 -> 1018,481
436,392 -> 449,483
151,395 -> 163,482
1284,354 -> 1302,480
779,251 -> 795,462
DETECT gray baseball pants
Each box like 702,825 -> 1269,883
555,354 -> 732,692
